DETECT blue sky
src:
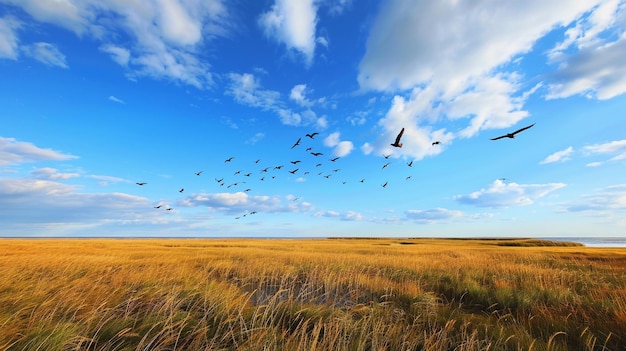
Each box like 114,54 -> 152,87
1,0 -> 626,238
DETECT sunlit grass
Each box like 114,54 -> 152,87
1,238 -> 625,350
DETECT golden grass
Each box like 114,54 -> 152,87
1,238 -> 625,350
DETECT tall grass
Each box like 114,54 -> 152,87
1,238 -> 625,350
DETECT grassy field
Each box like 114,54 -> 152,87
1,238 -> 625,351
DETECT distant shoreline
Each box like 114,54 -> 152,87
2,236 -> 626,247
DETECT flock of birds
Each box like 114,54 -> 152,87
134,123 -> 535,218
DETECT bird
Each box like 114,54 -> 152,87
306,147 -> 312,151
291,137 -> 301,148
166,207 -> 173,211
330,157 -> 340,162
490,123 -> 535,140
432,141 -> 440,146
382,163 -> 390,169
195,171 -> 203,176
136,182 -> 147,186
274,165 -> 283,170
244,173 -> 252,177
406,176 -> 412,180
234,170 -> 241,175
261,167 -> 269,173
360,179 -> 365,183
255,159 -> 260,163
291,160 -> 301,164
305,132 -> 319,139
154,205 -> 163,209
315,163 -> 322,167
381,181 -> 388,188
289,168 -> 299,174
215,178 -> 224,183
391,127 -> 405,148
383,154 -> 391,159
225,157 -> 234,162
179,188 -> 184,193
407,161 -> 413,167
311,152 -> 323,156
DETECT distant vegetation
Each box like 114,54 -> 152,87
1,238 -> 624,350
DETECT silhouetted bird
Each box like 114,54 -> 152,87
360,179 -> 365,183
291,138 -> 301,148
136,182 -> 147,186
311,152 -> 323,156
289,168 -> 299,174
490,123 -> 535,140
261,167 -> 269,173
384,154 -> 391,159
381,181 -> 388,188
291,160 -> 301,164
255,159 -> 260,163
330,157 -> 340,162
215,178 -> 224,183
407,161 -> 413,167
195,171 -> 203,176
391,127 -> 404,148
179,188 -> 184,193
382,163 -> 390,169
316,163 -> 322,167
306,132 -> 319,139
154,205 -> 163,209
274,165 -> 283,170
225,157 -> 234,162
432,141 -> 440,146
306,147 -> 312,151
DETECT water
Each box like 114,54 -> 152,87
547,237 -> 626,247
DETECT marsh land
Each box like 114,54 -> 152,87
1,238 -> 625,350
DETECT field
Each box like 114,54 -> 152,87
1,238 -> 625,351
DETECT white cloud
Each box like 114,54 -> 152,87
30,167 -> 79,180
100,45 -> 130,66
342,211 -> 362,221
0,137 -> 77,166
226,73 -> 281,110
290,84 -> 313,107
323,132 -> 354,157
562,184 -> 626,214
546,0 -> 626,100
455,179 -> 566,208
0,178 -> 151,225
22,42 -> 68,68
540,146 -> 574,164
259,0 -> 318,66
3,0 -> 229,87
180,191 -> 312,215
583,139 -> 626,166
358,0 -> 606,158
108,95 -> 125,104
405,208 -> 463,223
0,16 -> 20,59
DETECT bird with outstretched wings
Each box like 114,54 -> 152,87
391,128 -> 404,147
490,123 -> 535,140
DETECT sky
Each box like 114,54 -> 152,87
1,0 -> 626,238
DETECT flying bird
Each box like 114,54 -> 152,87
490,123 -> 535,140
432,141 -> 440,146
179,188 -> 184,193
391,127 -> 405,148
383,154 -> 391,159
215,178 -> 224,183
291,137 -> 301,148
381,181 -> 388,188
289,168 -> 299,174
306,147 -> 312,151
225,157 -> 234,162
195,171 -> 203,176
306,132 -> 319,139
291,160 -> 301,164
382,163 -> 390,169
330,157 -> 340,162
311,152 -> 323,156
407,161 -> 413,167
154,205 -> 163,209
136,182 -> 147,186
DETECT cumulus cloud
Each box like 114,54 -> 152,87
405,207 -> 463,223
290,84 -> 313,107
0,16 -> 20,59
324,132 -> 354,157
0,137 -> 77,166
22,42 -> 68,68
455,179 -> 566,208
540,146 -> 574,164
100,45 -> 130,66
226,73 -> 281,110
259,0 -> 318,66
358,0 -> 610,158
